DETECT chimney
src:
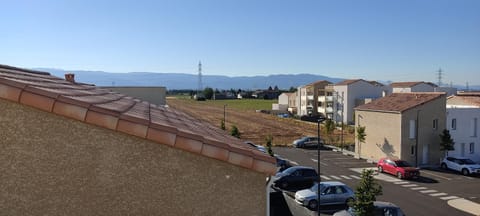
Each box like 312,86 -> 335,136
65,73 -> 75,83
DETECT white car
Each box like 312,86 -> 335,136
295,181 -> 355,210
441,156 -> 480,175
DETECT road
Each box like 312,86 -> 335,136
271,146 -> 480,216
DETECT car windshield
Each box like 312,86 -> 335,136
395,160 -> 411,167
282,167 -> 297,175
459,159 -> 476,165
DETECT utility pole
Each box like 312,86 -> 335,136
437,68 -> 443,87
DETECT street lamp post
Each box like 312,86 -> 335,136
317,116 -> 325,215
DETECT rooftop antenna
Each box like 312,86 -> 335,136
437,68 -> 443,87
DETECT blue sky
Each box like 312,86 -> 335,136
1,0 -> 479,85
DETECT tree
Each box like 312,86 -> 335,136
352,169 -> 383,216
357,126 -> 366,144
289,86 -> 297,92
439,129 -> 455,157
265,134 -> 274,157
324,119 -> 336,145
203,87 -> 214,100
220,119 -> 225,130
230,125 -> 241,138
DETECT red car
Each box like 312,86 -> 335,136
377,158 -> 420,179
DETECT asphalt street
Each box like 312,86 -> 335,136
271,146 -> 480,216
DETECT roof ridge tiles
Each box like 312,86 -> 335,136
0,64 -> 277,175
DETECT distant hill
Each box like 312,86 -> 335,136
36,68 -> 344,90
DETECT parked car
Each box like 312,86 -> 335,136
274,154 -> 291,172
272,166 -> 319,190
333,201 -> 405,216
377,158 -> 420,179
295,181 -> 355,210
293,136 -> 324,148
441,156 -> 480,175
244,141 -> 266,153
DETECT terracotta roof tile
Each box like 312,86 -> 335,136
355,93 -> 445,113
447,95 -> 480,107
335,79 -> 362,86
0,64 -> 276,175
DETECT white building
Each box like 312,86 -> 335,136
333,79 -> 388,124
446,93 -> 480,163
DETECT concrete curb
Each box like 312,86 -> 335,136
448,198 -> 480,216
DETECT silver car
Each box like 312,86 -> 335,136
333,201 -> 405,216
292,136 -> 323,148
295,181 -> 355,210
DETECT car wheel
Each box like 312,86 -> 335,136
441,163 -> 448,170
397,172 -> 403,179
281,182 -> 288,189
462,168 -> 470,176
378,166 -> 383,173
307,200 -> 318,210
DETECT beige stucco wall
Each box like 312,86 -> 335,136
355,111 -> 402,162
356,95 -> 446,166
0,99 -> 266,216
401,97 -> 446,165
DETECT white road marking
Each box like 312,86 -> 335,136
331,175 -> 342,180
393,181 -> 409,185
401,184 -> 418,187
321,175 -> 331,180
289,160 -> 299,166
350,175 -> 361,179
311,159 -> 328,166
340,175 -> 352,179
420,190 -> 438,194
411,187 -> 428,190
430,193 -> 448,197
440,196 -> 459,200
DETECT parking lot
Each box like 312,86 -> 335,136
270,146 -> 480,216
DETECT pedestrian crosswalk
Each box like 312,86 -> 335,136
347,167 -> 465,203
320,174 -> 360,180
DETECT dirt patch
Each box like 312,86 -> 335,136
166,98 -> 354,147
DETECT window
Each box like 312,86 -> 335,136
411,145 -> 415,155
451,118 -> 457,130
471,118 -> 478,137
470,143 -> 475,154
433,119 -> 438,130
409,120 -> 416,139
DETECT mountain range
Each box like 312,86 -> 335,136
37,68 -> 344,90
36,68 -> 478,91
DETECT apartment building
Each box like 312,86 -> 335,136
296,80 -> 332,117
446,92 -> 480,162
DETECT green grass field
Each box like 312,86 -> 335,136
169,96 -> 277,111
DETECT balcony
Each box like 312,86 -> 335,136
307,95 -> 314,100
326,107 -> 334,113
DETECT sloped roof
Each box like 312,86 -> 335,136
390,81 -> 437,88
305,80 -> 332,86
0,64 -> 276,175
447,95 -> 480,107
335,79 -> 362,86
355,92 -> 445,113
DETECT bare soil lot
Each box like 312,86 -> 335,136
167,97 -> 354,147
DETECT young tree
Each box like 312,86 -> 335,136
439,129 -> 455,157
352,169 -> 383,216
357,126 -> 366,145
230,125 -> 241,138
220,119 -> 225,130
324,119 -> 336,145
265,134 -> 274,157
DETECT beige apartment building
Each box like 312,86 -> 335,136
354,92 -> 447,166
296,80 -> 333,117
